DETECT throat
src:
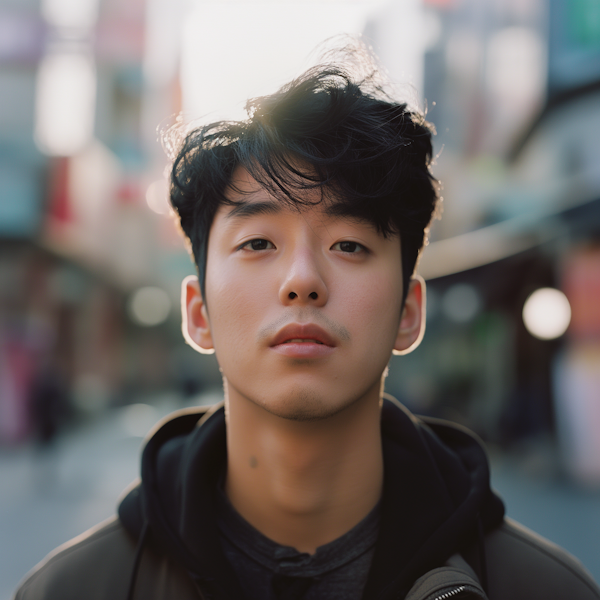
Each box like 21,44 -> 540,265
224,400 -> 384,553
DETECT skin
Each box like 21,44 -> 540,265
184,165 -> 425,553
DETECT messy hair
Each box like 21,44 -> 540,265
168,47 -> 439,305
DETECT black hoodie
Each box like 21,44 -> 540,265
118,397 -> 505,600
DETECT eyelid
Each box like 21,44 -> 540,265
237,238 -> 275,251
332,239 -> 367,250
331,240 -> 369,254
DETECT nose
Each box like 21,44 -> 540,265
279,248 -> 328,306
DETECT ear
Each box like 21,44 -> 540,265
393,275 -> 426,356
181,275 -> 215,354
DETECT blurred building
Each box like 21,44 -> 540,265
0,0 -> 217,445
371,0 -> 600,485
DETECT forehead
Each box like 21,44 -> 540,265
226,164 -> 262,196
225,164 -> 322,207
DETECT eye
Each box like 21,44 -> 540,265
240,238 -> 275,251
332,241 -> 366,254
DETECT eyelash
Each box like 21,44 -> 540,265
332,241 -> 366,254
239,239 -> 274,251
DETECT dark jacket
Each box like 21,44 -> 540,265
14,399 -> 600,600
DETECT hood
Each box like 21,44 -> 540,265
118,397 -> 504,600
362,396 -> 504,599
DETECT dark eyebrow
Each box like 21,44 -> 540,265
323,201 -> 380,231
225,200 -> 283,220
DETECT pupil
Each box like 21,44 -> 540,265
252,240 -> 267,250
341,242 -> 357,252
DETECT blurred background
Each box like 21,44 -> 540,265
1,0 -> 600,596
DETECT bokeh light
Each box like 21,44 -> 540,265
41,0 -> 100,30
145,179 -> 171,215
522,287 -> 572,340
128,286 -> 171,327
442,283 -> 481,323
118,403 -> 160,438
35,52 -> 97,156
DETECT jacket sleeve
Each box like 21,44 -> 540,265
12,516 -> 198,600
484,518 -> 600,600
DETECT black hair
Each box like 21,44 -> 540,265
168,55 -> 439,306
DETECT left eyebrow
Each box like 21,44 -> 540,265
225,200 -> 283,220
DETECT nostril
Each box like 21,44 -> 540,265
288,292 -> 297,299
309,292 -> 318,300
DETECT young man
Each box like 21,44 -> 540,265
15,60 -> 600,600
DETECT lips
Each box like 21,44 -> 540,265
270,323 -> 336,348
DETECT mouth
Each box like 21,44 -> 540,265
270,323 -> 336,348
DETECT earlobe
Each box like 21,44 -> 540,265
393,275 -> 426,356
181,275 -> 215,354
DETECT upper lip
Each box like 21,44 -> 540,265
270,323 -> 337,347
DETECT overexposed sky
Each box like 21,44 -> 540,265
180,1 -> 384,123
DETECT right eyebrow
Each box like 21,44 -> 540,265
225,200 -> 283,220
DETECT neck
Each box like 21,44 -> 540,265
224,385 -> 384,554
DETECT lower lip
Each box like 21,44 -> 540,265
271,342 -> 335,359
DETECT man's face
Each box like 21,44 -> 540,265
185,166 -> 423,421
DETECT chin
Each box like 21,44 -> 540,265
255,387 -> 360,422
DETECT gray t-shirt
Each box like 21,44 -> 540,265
217,486 -> 380,600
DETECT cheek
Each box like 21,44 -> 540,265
205,261 -> 268,352
343,270 -> 403,340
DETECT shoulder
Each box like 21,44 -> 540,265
484,517 -> 600,600
14,517 -> 135,599
13,516 -> 198,600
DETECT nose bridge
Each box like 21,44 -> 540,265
279,239 -> 328,305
